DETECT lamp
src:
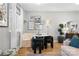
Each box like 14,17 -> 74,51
46,20 -> 50,35
46,20 -> 50,26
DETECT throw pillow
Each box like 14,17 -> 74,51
63,39 -> 71,46
70,35 -> 79,48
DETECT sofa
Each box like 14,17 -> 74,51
61,39 -> 79,56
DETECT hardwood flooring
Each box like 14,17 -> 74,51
17,43 -> 61,56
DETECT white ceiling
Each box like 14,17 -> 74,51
21,3 -> 79,11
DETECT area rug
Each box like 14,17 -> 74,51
27,54 -> 45,56
26,49 -> 60,56
27,53 -> 61,56
27,50 -> 61,56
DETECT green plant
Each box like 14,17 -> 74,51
58,24 -> 64,35
59,24 -> 64,28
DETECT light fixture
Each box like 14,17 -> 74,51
46,20 -> 50,26
35,3 -> 41,5
33,3 -> 42,5
46,20 -> 50,35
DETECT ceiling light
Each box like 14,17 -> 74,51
34,3 -> 41,5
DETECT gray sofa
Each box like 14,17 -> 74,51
61,39 -> 79,56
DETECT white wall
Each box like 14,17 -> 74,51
9,3 -> 23,48
17,6 -> 24,48
23,11 -> 79,40
0,27 -> 10,50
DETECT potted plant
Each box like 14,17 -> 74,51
58,24 -> 64,35
58,24 -> 65,43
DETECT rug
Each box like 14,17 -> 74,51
27,53 -> 61,56
27,54 -> 45,56
27,49 -> 61,56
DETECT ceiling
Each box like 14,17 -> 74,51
21,3 -> 79,11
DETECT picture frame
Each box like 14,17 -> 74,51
28,16 -> 35,30
16,4 -> 21,15
0,3 -> 8,27
28,21 -> 34,30
34,16 -> 41,23
28,16 -> 41,30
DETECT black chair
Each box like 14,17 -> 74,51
44,36 -> 53,49
31,36 -> 44,54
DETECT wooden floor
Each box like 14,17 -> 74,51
17,43 -> 61,56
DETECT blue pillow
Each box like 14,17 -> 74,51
70,35 -> 79,48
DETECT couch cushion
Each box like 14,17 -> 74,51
70,35 -> 79,48
61,46 -> 79,56
63,39 -> 71,46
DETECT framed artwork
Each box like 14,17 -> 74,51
28,16 -> 41,30
28,22 -> 34,30
0,3 -> 8,27
34,16 -> 41,23
16,4 -> 21,15
28,16 -> 35,30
